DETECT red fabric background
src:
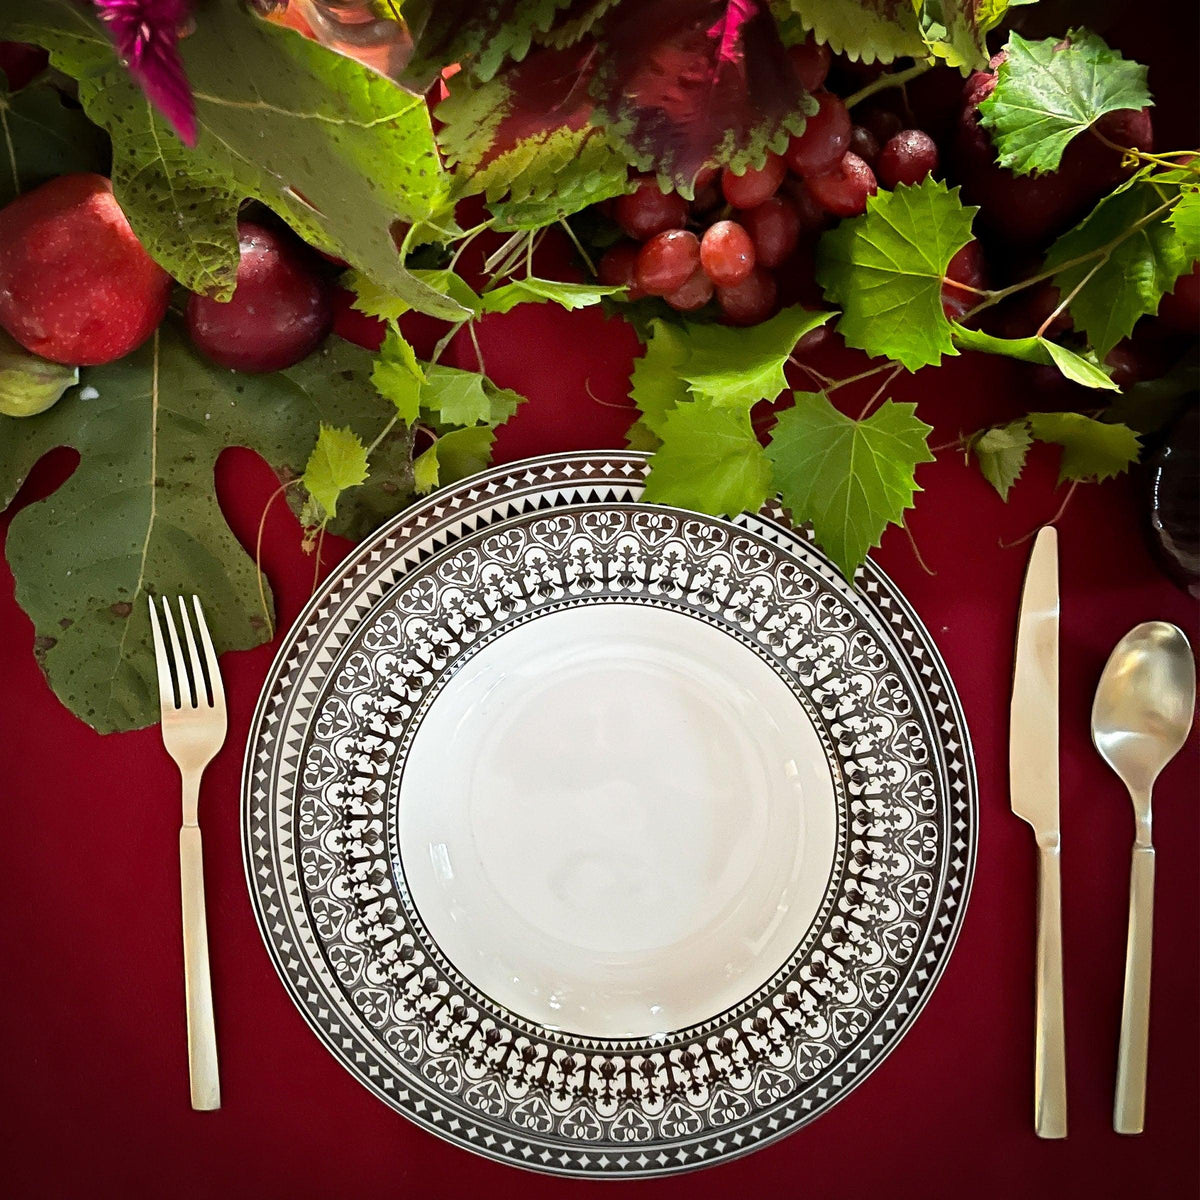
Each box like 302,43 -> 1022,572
1,292 -> 1196,1197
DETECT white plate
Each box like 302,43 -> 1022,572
244,453 -> 976,1177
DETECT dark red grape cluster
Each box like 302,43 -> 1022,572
596,37 -> 941,326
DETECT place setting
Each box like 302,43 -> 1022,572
0,0 -> 1196,1192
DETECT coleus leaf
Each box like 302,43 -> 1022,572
535,0 -> 622,48
641,402 -> 773,518
437,44 -> 633,229
816,179 -> 977,371
480,277 -> 624,313
978,30 -> 1153,175
918,0 -> 1014,72
0,70 -> 109,207
403,0 -> 576,84
968,418 -> 1032,500
1044,170 -> 1197,359
590,0 -> 813,190
951,325 -> 1119,390
0,320 -> 415,733
302,424 -> 370,522
779,0 -> 925,64
766,392 -> 934,580
2,0 -> 464,317
1027,411 -> 1140,483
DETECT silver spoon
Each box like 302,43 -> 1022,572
1091,621 -> 1196,1135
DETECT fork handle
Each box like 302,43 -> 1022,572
1114,844 -> 1155,1134
180,824 -> 221,1111
1034,842 -> 1067,1139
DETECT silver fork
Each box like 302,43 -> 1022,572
148,595 -> 227,1111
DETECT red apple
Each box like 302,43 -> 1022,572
0,173 -> 172,366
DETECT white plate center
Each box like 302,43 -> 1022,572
397,604 -> 837,1040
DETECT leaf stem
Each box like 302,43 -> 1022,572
255,479 -> 300,640
559,217 -> 597,275
858,363 -> 903,419
999,481 -> 1079,548
1036,256 -> 1102,338
844,61 -> 933,111
1087,128 -> 1200,176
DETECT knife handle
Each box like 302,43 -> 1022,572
1035,841 -> 1067,1139
1114,844 -> 1155,1135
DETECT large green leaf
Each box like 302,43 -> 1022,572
0,70 -> 109,206
951,324 -> 1119,390
1,0 -> 463,317
1027,411 -> 1140,482
767,391 -> 934,579
0,321 -> 414,733
1044,172 -> 1196,358
816,179 -> 977,371
978,31 -> 1153,175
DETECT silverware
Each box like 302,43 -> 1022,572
1010,526 -> 1068,1139
1091,621 -> 1195,1135
148,595 -> 227,1111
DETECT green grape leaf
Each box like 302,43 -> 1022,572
0,70 -> 109,206
347,267 -> 482,322
480,277 -> 623,313
421,365 -> 524,427
1045,172 -> 1196,358
1167,186 -> 1200,257
816,179 -> 977,371
1,0 -> 464,317
781,0 -> 926,64
921,0 -> 1012,72
641,403 -> 773,519
968,418 -> 1032,500
678,307 -> 833,409
627,319 -> 692,447
302,424 -> 370,522
1027,411 -> 1140,482
767,392 -> 934,580
0,320 -> 414,733
371,326 -> 425,423
437,45 -> 632,230
978,30 -> 1152,175
951,324 -> 1119,390
412,425 -> 499,495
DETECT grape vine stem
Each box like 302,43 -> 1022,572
844,61 -> 934,111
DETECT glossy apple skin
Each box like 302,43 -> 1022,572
186,221 -> 333,373
0,173 -> 172,366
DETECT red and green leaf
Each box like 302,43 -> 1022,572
589,0 -> 813,191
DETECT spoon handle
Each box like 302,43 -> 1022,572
1035,843 -> 1068,1139
1114,844 -> 1155,1134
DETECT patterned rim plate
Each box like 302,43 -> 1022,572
243,452 -> 977,1178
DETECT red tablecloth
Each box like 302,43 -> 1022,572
1,291 -> 1196,1198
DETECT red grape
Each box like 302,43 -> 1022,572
741,197 -> 801,268
635,229 -> 701,295
784,91 -> 851,176
717,267 -> 777,325
692,166 -> 719,190
598,241 -> 646,299
860,104 -> 903,146
614,177 -> 688,240
722,154 -> 786,209
849,125 -> 880,167
878,129 -> 939,188
788,35 -> 831,92
783,178 -> 828,233
940,240 -> 986,322
794,318 -> 832,357
1157,262 -> 1199,333
807,152 -> 877,217
700,220 -> 756,286
665,268 -> 715,312
1104,341 -> 1144,389
692,182 -> 722,212
186,221 -> 332,372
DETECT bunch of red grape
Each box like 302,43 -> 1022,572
596,38 -> 941,326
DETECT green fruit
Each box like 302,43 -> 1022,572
0,328 -> 77,417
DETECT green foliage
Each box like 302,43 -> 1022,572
0,69 -> 108,206
0,321 -> 414,733
816,180 -> 977,371
1,0 -> 464,316
951,325 -> 1119,390
1027,411 -> 1141,482
1045,170 -> 1197,358
480,278 -> 624,313
412,425 -> 499,495
641,404 -> 773,519
979,31 -> 1153,175
969,419 -> 1032,500
767,392 -> 934,580
0,330 -> 77,418
371,326 -> 425,423
302,425 -> 370,521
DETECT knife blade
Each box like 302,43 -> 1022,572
1010,524 -> 1067,1139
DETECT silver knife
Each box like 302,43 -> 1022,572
1010,525 -> 1068,1139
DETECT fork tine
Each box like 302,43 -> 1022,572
176,596 -> 209,708
192,596 -> 225,712
160,596 -> 195,708
147,595 -> 178,709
